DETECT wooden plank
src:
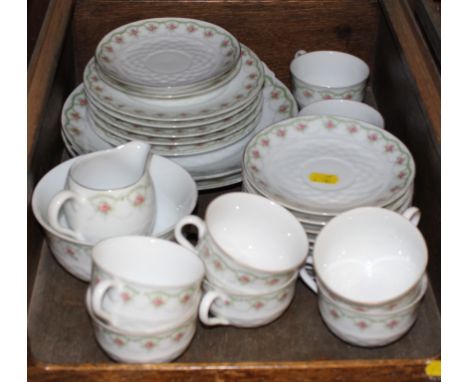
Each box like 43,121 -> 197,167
28,359 -> 436,382
72,0 -> 380,87
27,0 -> 74,161
380,0 -> 440,143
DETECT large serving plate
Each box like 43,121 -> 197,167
84,44 -> 264,121
243,115 -> 415,213
95,17 -> 241,90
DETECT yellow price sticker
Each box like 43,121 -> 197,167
425,360 -> 441,378
308,172 -> 339,184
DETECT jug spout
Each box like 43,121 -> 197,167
115,140 -> 152,176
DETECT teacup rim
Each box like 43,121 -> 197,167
92,236 -> 205,289
313,207 -> 428,305
318,273 -> 428,314
85,287 -> 199,336
202,192 -> 309,273
290,50 -> 370,90
202,271 -> 298,297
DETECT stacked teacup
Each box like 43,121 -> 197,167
85,236 -> 204,363
174,192 -> 309,328
301,206 -> 428,347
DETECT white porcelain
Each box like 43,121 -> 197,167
87,91 -> 262,137
48,141 -> 155,243
199,276 -> 296,327
89,101 -> 263,157
290,50 -> 369,108
311,207 -> 427,306
318,274 -> 427,347
96,52 -> 242,100
31,154 -> 197,281
89,236 -> 204,331
95,18 -> 241,91
85,289 -> 197,363
62,63 -> 297,188
195,171 -> 242,191
299,100 -> 384,128
243,115 -> 415,214
84,44 -> 263,121
174,192 -> 308,292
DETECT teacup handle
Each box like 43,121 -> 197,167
294,50 -> 307,59
299,255 -> 318,294
198,291 -> 230,326
48,190 -> 86,241
402,207 -> 421,226
90,279 -> 121,326
174,215 -> 207,252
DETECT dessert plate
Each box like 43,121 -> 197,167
90,105 -> 263,156
84,44 -> 264,121
62,62 -> 297,182
243,115 -> 415,213
95,18 -> 241,90
87,92 -> 262,138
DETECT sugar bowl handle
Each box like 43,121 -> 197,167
174,215 -> 207,252
48,190 -> 86,241
198,291 -> 230,326
299,255 -> 318,293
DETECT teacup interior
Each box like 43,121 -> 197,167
291,51 -> 369,88
206,193 -> 308,272
314,207 -> 427,303
93,237 -> 204,286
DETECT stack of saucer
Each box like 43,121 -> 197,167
61,18 -> 298,190
242,115 -> 415,248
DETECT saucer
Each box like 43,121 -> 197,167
95,17 -> 241,90
84,44 -> 264,121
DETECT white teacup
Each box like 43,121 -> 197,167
298,100 -> 384,128
85,289 -> 198,363
89,236 -> 205,332
305,207 -> 427,308
48,141 -> 155,243
290,50 -> 369,108
199,275 -> 297,328
318,274 -> 428,347
174,192 -> 309,292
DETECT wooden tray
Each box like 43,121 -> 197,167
27,1 -> 441,381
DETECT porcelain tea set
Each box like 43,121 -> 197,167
31,17 -> 430,363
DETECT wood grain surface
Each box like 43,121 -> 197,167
27,0 -> 74,160
72,0 -> 380,87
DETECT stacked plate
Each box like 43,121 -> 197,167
241,115 -> 415,248
61,18 -> 298,190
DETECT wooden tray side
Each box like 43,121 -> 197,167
373,3 -> 441,307
72,0 -> 380,87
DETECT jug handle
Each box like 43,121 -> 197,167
198,290 -> 230,326
48,190 -> 86,241
174,215 -> 206,252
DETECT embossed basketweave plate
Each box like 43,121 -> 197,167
85,44 -> 263,121
95,18 -> 241,90
243,115 -> 415,213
